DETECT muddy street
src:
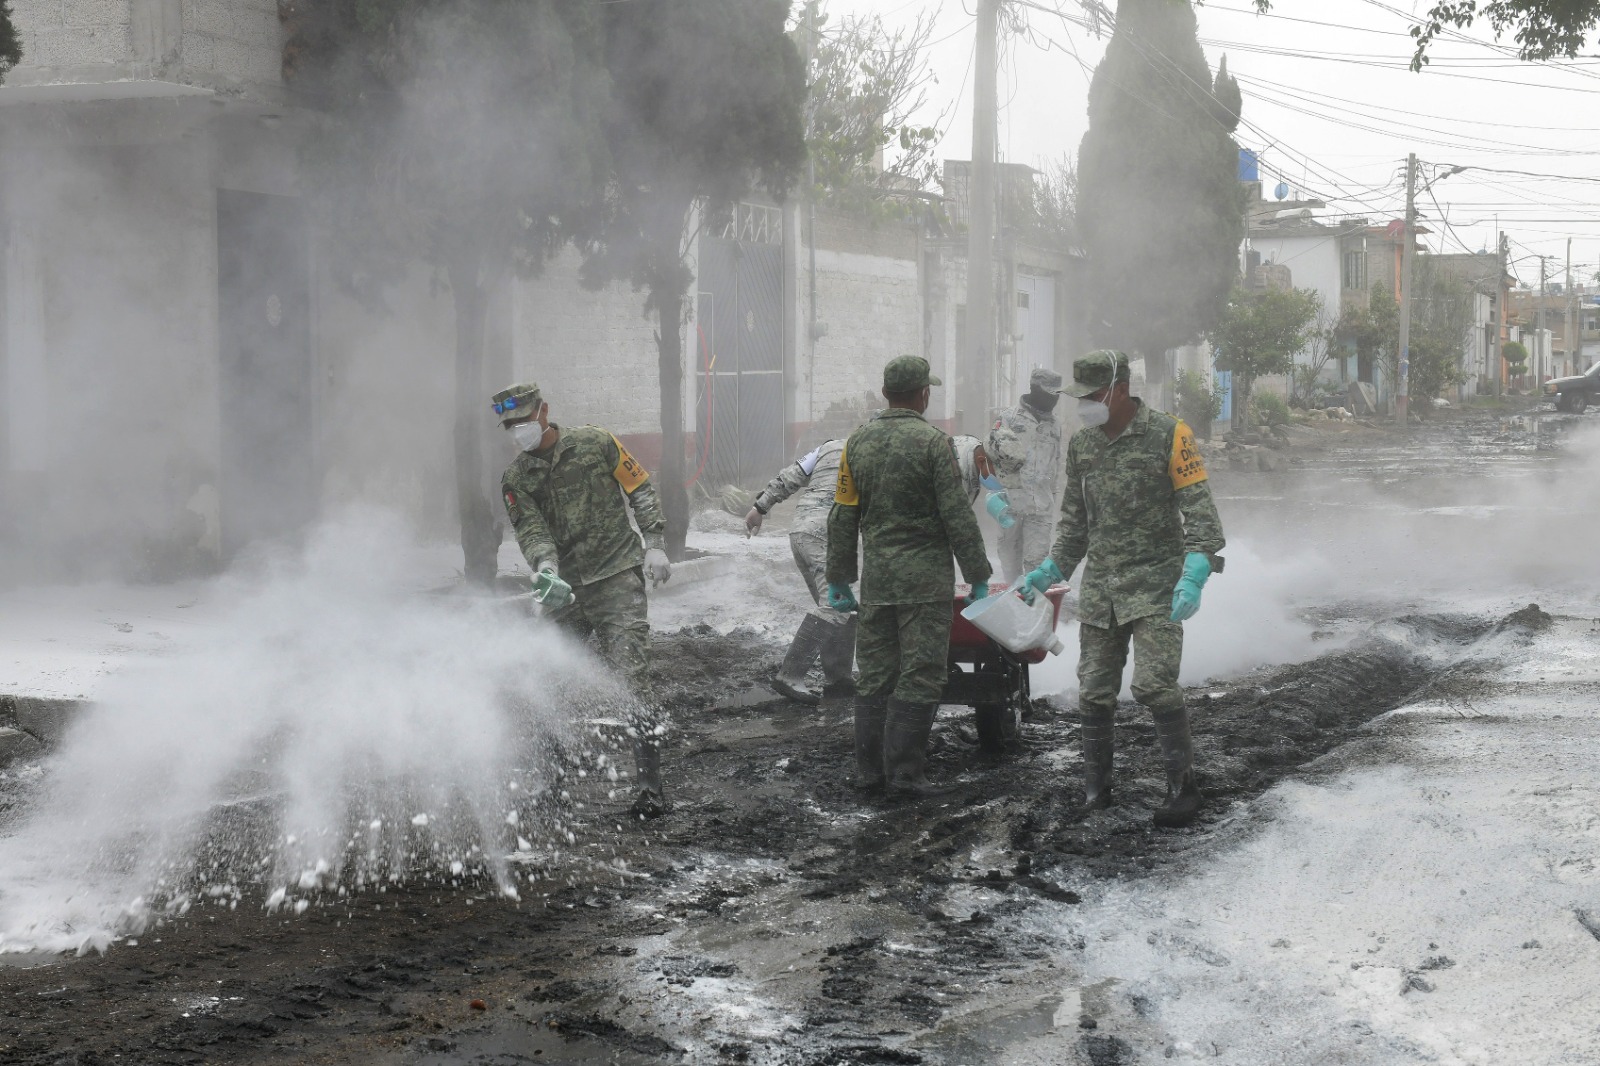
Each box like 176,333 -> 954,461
2,408 -> 1599,1066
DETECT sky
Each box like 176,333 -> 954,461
824,0 -> 1600,291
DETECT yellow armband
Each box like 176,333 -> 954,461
610,434 -> 650,493
1169,421 -> 1208,489
834,445 -> 859,505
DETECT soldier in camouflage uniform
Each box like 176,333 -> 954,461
1022,351 -> 1225,828
988,367 -> 1066,580
827,356 -> 994,797
745,439 -> 854,704
494,382 -> 674,819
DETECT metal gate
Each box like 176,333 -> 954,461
695,202 -> 785,488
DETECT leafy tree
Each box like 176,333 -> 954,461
1175,367 -> 1223,438
1210,285 -> 1322,430
580,0 -> 806,559
1288,307 -> 1337,406
1078,0 -> 1245,410
1334,285 -> 1399,386
794,0 -> 941,218
1253,1 -> 1600,66
1502,338 -> 1529,379
0,0 -> 21,81
1406,259 -> 1473,414
282,0 -> 611,584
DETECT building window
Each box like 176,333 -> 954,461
1342,250 -> 1364,291
1017,291 -> 1030,308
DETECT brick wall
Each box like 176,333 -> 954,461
10,0 -> 134,70
509,248 -> 668,461
182,0 -> 283,89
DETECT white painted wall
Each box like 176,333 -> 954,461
1248,231 -> 1342,364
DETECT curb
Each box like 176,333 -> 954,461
0,694 -> 87,768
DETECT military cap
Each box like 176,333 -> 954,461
1028,367 -> 1065,394
1068,350 -> 1131,398
491,382 -> 542,425
883,355 -> 941,393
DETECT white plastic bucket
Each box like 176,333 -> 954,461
960,581 -> 1065,656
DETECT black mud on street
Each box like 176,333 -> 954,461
0,597 -> 1552,1066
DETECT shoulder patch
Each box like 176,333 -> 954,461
834,445 -> 859,506
610,434 -> 650,493
1169,421 -> 1208,490
502,486 -> 523,524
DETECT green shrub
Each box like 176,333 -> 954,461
1175,369 -> 1223,430
1251,390 -> 1291,427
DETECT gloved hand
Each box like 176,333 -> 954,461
965,581 -> 992,606
1169,552 -> 1212,622
827,582 -> 858,613
985,491 -> 1016,529
744,506 -> 764,537
532,565 -> 573,609
1020,558 -> 1064,605
644,548 -> 672,586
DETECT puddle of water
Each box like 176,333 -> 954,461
397,1018 -> 663,1064
0,949 -> 62,970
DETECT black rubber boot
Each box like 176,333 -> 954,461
629,738 -> 670,819
883,698 -> 955,797
819,616 -> 857,695
773,614 -> 828,705
1081,704 -> 1115,810
853,694 -> 888,792
1151,705 -> 1203,828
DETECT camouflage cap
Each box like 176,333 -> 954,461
883,355 -> 941,393
491,382 -> 543,425
1068,350 -> 1130,398
1028,367 -> 1065,394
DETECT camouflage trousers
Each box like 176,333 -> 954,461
550,566 -> 659,724
999,511 -> 1056,581
790,532 -> 850,626
856,600 -> 950,704
1078,614 -> 1184,718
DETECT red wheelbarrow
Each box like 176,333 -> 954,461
945,582 -> 1069,754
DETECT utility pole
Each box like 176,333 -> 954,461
1396,153 -> 1416,425
1537,254 -> 1549,385
1492,230 -> 1507,401
962,0 -> 999,435
1566,237 -> 1574,378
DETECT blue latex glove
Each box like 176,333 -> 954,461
827,582 -> 859,613
965,581 -> 992,606
984,491 -> 1017,529
979,473 -> 1005,493
1020,558 -> 1064,604
1170,552 -> 1212,622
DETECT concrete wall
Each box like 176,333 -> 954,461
1250,231 -> 1342,365
509,248 -> 665,456
8,0 -> 283,98
0,127 -> 221,580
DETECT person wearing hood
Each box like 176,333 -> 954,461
988,367 -> 1067,580
493,382 -> 673,819
1020,351 -> 1226,829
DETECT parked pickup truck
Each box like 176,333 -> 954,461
1542,362 -> 1600,412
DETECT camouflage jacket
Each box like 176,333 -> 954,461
500,425 -> 665,587
987,399 -> 1062,514
752,438 -> 843,540
826,409 -> 993,604
1048,401 -> 1225,628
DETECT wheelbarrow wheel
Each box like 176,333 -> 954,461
974,701 -> 1020,754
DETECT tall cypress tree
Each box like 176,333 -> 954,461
1077,0 -> 1243,407
1,0 -> 23,81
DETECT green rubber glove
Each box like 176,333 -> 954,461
827,582 -> 858,613
1169,552 -> 1212,622
965,581 -> 992,606
1020,558 -> 1064,605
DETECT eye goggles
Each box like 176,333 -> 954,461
492,395 -> 534,415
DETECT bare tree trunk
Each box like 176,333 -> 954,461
655,286 -> 690,561
449,256 -> 501,586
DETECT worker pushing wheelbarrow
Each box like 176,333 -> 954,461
946,578 -> 1069,754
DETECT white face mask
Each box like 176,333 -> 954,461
1078,397 -> 1111,427
510,422 -> 543,452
